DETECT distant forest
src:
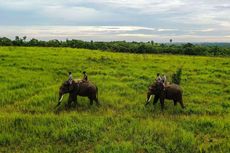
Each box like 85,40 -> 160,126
1,36 -> 230,56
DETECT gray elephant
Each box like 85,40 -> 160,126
145,82 -> 185,110
57,80 -> 100,107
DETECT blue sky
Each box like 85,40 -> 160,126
0,0 -> 230,42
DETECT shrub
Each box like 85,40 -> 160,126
172,67 -> 182,85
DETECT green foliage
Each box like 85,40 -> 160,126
172,67 -> 182,85
0,47 -> 229,152
1,37 -> 230,56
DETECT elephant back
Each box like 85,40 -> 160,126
75,81 -> 97,96
165,83 -> 183,98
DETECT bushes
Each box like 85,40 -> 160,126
172,67 -> 182,85
0,37 -> 13,46
1,36 -> 230,56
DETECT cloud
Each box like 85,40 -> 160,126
0,26 -> 156,40
196,29 -> 215,32
117,33 -> 158,38
1,26 -> 229,42
219,21 -> 230,27
157,29 -> 178,32
41,5 -> 106,22
88,0 -> 184,14
0,0 -> 230,42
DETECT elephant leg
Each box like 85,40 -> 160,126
94,97 -> 100,106
160,97 -> 165,111
67,93 -> 74,108
67,98 -> 72,108
153,95 -> 159,105
173,100 -> 177,106
73,95 -> 78,107
89,98 -> 93,105
179,99 -> 185,109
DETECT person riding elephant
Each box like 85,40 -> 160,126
145,82 -> 185,110
82,71 -> 88,82
162,74 -> 167,85
57,80 -> 100,107
68,72 -> 73,85
155,73 -> 162,83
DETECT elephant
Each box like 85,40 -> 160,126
145,82 -> 185,110
57,80 -> 100,107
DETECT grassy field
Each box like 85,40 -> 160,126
0,47 -> 229,153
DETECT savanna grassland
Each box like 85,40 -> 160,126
0,47 -> 229,153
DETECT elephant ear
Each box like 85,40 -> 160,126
149,85 -> 155,91
68,84 -> 74,92
74,82 -> 81,93
155,82 -> 164,92
63,81 -> 70,87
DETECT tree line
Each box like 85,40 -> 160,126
0,36 -> 230,56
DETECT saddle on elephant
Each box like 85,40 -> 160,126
149,81 -> 165,91
72,79 -> 94,90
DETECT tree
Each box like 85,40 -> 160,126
13,36 -> 23,46
172,67 -> 182,85
23,36 -> 27,41
47,39 -> 60,47
151,40 -> 154,45
0,36 -> 229,56
28,38 -> 39,46
0,37 -> 13,46
15,36 -> 20,41
211,46 -> 219,56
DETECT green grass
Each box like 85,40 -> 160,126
0,46 -> 229,153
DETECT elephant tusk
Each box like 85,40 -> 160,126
148,95 -> 152,102
59,95 -> 64,102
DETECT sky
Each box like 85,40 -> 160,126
0,0 -> 230,42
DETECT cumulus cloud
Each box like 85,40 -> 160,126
1,26 -> 229,42
157,29 -> 178,32
0,0 -> 230,42
0,26 -> 156,41
117,33 -> 158,38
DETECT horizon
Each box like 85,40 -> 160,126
1,0 -> 230,42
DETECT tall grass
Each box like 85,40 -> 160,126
0,47 -> 229,152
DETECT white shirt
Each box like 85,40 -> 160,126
156,76 -> 162,82
69,74 -> 73,80
162,75 -> 166,82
